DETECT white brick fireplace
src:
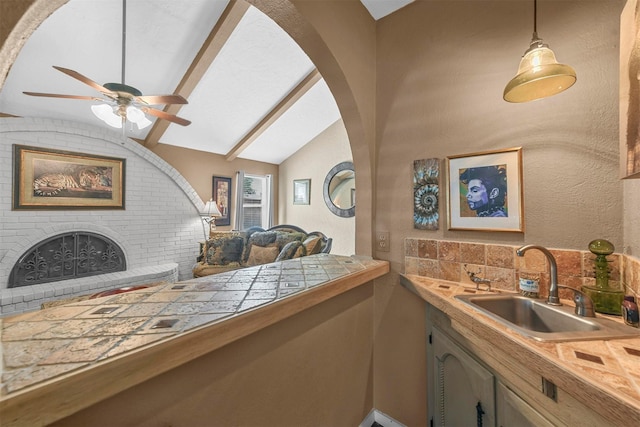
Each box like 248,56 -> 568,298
0,118 -> 205,315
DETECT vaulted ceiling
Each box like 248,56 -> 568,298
0,0 -> 413,164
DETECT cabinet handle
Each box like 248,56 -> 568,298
476,401 -> 484,427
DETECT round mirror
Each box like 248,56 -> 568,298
323,161 -> 355,218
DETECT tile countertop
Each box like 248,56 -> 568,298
0,254 -> 389,427
400,274 -> 640,426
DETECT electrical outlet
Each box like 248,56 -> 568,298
376,231 -> 390,252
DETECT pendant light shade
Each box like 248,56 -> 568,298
503,0 -> 576,103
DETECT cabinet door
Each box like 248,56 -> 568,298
496,382 -> 554,427
432,327 -> 495,427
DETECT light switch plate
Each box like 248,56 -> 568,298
376,231 -> 390,252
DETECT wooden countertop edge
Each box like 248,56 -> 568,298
0,260 -> 389,427
399,273 -> 640,426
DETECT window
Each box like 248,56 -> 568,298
235,172 -> 273,229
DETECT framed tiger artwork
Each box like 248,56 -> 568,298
12,145 -> 125,210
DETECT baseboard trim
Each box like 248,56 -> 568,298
359,409 -> 406,427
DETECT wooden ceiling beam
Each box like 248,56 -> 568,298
142,0 -> 249,148
225,68 -> 321,162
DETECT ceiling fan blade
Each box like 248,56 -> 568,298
142,107 -> 191,126
23,91 -> 103,101
52,66 -> 114,95
136,94 -> 188,105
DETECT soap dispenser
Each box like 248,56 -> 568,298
581,239 -> 624,315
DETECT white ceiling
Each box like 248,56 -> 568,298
0,0 -> 412,165
360,0 -> 415,20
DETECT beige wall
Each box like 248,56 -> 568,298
150,143 -> 279,231
279,119 -> 355,255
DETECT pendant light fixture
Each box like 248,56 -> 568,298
503,0 -> 576,103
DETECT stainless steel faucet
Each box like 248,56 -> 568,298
516,245 -> 561,306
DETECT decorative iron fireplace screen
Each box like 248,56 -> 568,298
9,232 -> 126,288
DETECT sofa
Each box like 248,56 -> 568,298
193,224 -> 332,278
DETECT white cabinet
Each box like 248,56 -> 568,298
427,304 -> 556,427
496,382 -> 554,427
431,327 -> 495,427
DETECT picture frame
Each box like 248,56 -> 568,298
12,144 -> 125,210
293,179 -> 311,205
212,176 -> 232,226
413,158 -> 440,230
446,147 -> 524,232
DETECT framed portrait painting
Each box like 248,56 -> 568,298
293,179 -> 311,205
446,147 -> 524,232
212,176 -> 232,226
13,144 -> 125,210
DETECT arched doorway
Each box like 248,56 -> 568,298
0,0 -> 375,255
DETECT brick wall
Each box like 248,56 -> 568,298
0,118 -> 205,314
404,238 -> 640,300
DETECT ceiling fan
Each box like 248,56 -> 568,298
23,0 -> 191,130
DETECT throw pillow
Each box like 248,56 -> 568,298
206,236 -> 245,265
246,245 -> 279,266
248,231 -> 278,247
275,231 -> 306,249
303,236 -> 323,255
205,232 -> 246,264
276,241 -> 307,262
220,237 -> 245,263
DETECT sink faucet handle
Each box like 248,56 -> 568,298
558,285 -> 596,317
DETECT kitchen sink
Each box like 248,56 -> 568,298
454,293 -> 640,342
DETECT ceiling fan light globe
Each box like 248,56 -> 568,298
126,105 -> 152,129
125,105 -> 143,121
91,104 -> 122,128
136,115 -> 152,130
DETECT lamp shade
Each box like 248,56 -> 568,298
504,38 -> 576,103
201,200 -> 222,217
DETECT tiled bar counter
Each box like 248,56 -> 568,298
0,254 -> 389,427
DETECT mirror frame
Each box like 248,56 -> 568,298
323,161 -> 355,218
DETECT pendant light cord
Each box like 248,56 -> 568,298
533,0 -> 537,34
531,0 -> 540,45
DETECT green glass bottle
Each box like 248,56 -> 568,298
581,239 -> 623,315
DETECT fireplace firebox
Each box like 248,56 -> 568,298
8,232 -> 126,288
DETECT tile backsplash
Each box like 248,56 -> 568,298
404,238 -> 640,300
